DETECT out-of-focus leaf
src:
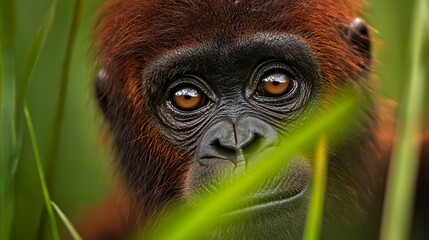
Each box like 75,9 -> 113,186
380,0 -> 428,239
17,1 -> 56,104
36,0 -> 81,238
303,136 -> 328,240
0,1 -> 17,239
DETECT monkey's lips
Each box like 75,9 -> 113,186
221,159 -> 312,217
223,183 -> 309,217
192,149 -> 312,218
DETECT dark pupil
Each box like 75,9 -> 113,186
272,81 -> 280,86
184,95 -> 192,100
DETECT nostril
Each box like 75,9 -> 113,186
198,119 -> 241,163
199,117 -> 278,165
241,134 -> 265,157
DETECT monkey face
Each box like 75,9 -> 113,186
95,0 -> 374,239
136,34 -> 320,238
149,34 -> 318,197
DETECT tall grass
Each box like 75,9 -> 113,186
24,103 -> 60,240
1,0 -> 84,239
36,0 -> 82,238
380,0 -> 428,239
0,1 -> 17,239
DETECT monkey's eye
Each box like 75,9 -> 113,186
257,71 -> 293,97
170,86 -> 206,111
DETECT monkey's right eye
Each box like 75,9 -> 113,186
170,86 -> 207,111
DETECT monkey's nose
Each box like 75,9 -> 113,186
198,116 -> 278,165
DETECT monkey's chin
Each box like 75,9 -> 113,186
205,182 -> 309,240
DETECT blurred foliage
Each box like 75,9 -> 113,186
11,0 -> 110,239
1,0 -> 427,239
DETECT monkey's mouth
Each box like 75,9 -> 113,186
223,183 -> 309,217
190,154 -> 312,218
220,159 -> 311,217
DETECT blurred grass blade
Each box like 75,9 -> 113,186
380,0 -> 428,239
37,0 -> 82,238
151,95 -> 359,240
0,1 -> 16,239
24,103 -> 60,240
51,201 -> 83,240
303,136 -> 328,240
45,0 -> 82,191
14,0 -> 57,178
17,0 -> 57,104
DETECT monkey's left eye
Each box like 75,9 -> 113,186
257,71 -> 293,97
170,86 -> 207,111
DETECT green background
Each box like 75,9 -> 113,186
7,0 -> 429,239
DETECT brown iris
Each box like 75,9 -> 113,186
172,87 -> 204,111
258,71 -> 292,97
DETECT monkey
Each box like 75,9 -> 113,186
77,0 -> 428,239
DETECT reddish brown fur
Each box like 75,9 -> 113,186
74,193 -> 133,240
96,0 -> 367,85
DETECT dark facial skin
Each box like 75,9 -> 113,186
147,34 -> 319,157
94,1 -> 387,239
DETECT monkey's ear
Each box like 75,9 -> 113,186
95,69 -> 110,115
346,18 -> 371,70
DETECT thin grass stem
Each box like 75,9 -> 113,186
303,136 -> 328,240
24,103 -> 60,240
14,1 -> 57,181
51,201 -> 83,240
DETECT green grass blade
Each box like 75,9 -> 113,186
149,95 -> 359,240
17,0 -> 57,104
0,49 -> 16,240
14,0 -> 57,180
24,103 -> 60,240
380,0 -> 428,239
45,0 -> 82,191
0,1 -> 16,239
37,0 -> 82,237
51,201 -> 83,240
303,136 -> 328,240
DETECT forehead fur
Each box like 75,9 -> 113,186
96,0 -> 367,83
